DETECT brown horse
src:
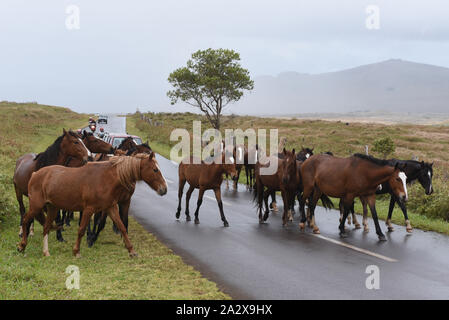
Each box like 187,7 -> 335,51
300,153 -> 408,240
176,153 -> 238,227
86,142 -> 154,247
13,129 -> 89,236
253,149 -> 298,226
17,153 -> 167,257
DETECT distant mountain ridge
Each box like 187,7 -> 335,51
239,59 -> 449,115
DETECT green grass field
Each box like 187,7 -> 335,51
127,112 -> 449,235
0,102 -> 229,300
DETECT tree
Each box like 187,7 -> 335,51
167,48 -> 254,130
372,137 -> 396,159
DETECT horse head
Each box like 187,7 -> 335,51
281,148 -> 297,184
61,128 -> 89,164
82,130 -> 114,154
222,151 -> 238,181
297,146 -> 314,161
139,152 -> 167,196
417,161 -> 434,195
388,163 -> 409,203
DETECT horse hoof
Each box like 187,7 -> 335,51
313,228 -> 320,234
378,235 -> 387,241
17,245 -> 25,253
186,216 -> 191,222
354,224 -> 361,230
406,228 -> 413,233
129,251 -> 138,258
339,232 -> 348,238
43,251 -> 50,257
75,253 -> 81,258
223,222 -> 229,227
299,223 -> 305,230
387,227 -> 394,232
194,219 -> 200,225
175,212 -> 180,219
363,228 -> 370,233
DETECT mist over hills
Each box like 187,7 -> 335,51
238,59 -> 449,115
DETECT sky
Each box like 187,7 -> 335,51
1,0 -> 448,114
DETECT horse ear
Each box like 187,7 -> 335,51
146,140 -> 149,145
283,148 -> 286,155
431,162 -> 434,167
63,128 -> 67,135
292,148 -> 295,155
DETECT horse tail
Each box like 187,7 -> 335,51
320,194 -> 334,210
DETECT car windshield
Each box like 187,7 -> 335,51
112,137 -> 126,148
133,138 -> 142,145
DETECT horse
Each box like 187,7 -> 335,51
269,147 -> 315,212
300,153 -> 408,240
342,159 -> 433,233
253,149 -> 299,226
54,131 -> 114,241
176,153 -> 238,227
225,144 -> 248,190
86,142 -> 154,247
13,129 -> 89,237
17,153 -> 167,257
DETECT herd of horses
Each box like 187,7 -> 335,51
12,128 -> 435,257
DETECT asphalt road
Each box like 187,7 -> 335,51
109,114 -> 449,299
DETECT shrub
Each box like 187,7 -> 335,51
372,136 -> 396,159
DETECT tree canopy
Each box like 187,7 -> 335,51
167,48 -> 254,129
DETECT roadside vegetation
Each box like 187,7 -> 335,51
0,102 -> 229,299
127,111 -> 449,235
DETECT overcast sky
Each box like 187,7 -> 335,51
1,0 -> 448,114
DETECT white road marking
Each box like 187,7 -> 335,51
312,234 -> 398,263
205,195 -> 232,206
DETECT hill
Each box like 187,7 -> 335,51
239,59 -> 449,115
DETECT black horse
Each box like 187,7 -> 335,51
345,159 -> 433,232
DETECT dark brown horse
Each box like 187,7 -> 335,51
18,153 -> 167,257
300,153 -> 408,240
176,153 -> 238,227
13,129 -> 89,237
253,149 -> 298,226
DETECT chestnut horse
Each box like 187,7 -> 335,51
55,131 -> 114,241
18,153 -> 167,257
13,129 -> 89,237
86,142 -> 153,247
176,153 -> 238,227
300,153 -> 408,240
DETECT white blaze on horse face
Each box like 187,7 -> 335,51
155,161 -> 167,185
306,153 -> 310,159
228,156 -> 235,164
377,184 -> 382,191
399,172 -> 408,201
78,138 -> 92,157
428,170 -> 433,193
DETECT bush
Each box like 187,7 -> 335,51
372,137 -> 396,159
0,173 -> 16,221
407,169 -> 449,222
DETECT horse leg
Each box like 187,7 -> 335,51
308,188 -> 321,234
88,212 -> 107,248
107,205 -> 137,257
351,202 -> 361,229
42,205 -> 59,256
225,173 -> 229,190
338,201 -> 352,238
361,197 -> 370,233
14,183 -> 27,237
214,188 -> 229,227
396,197 -> 412,232
366,195 -> 386,241
18,203 -> 44,253
87,212 -> 100,247
119,200 -> 131,233
176,178 -> 186,219
280,189 -> 291,227
185,185 -> 195,221
299,186 -> 313,230
73,208 -> 94,258
262,188 -> 271,221
55,210 -> 66,242
78,211 -> 83,227
386,195 -> 396,232
269,191 -> 278,212
194,188 -> 205,224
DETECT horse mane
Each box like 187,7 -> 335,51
353,153 -> 391,167
34,131 -> 78,170
109,154 -> 149,191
